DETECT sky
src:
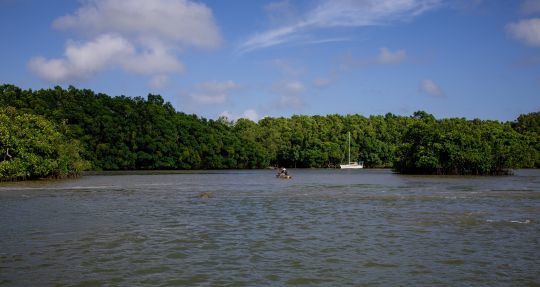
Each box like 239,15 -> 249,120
1,0 -> 539,122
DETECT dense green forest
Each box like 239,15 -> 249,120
0,84 -> 538,179
0,106 -> 88,180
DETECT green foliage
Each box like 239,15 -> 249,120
0,107 -> 89,180
394,114 -> 537,175
513,111 -> 540,134
0,84 -> 538,176
512,111 -> 540,167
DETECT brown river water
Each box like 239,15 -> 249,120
1,169 -> 539,286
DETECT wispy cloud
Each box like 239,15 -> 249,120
421,79 -> 445,97
190,80 -> 241,105
238,0 -> 441,54
269,58 -> 305,77
272,80 -> 306,109
311,47 -> 407,90
301,37 -> 351,45
376,47 -> 407,64
283,80 -> 306,93
506,18 -> 540,47
272,80 -> 306,95
264,0 -> 297,26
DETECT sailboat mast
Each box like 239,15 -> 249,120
348,132 -> 351,163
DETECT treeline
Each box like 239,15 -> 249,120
0,84 -> 538,178
394,112 -> 538,175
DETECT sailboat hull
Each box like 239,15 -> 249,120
339,163 -> 364,169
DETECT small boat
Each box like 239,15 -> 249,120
339,162 -> 363,169
276,174 -> 292,179
276,167 -> 292,179
340,132 -> 364,169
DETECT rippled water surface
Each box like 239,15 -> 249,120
1,169 -> 539,286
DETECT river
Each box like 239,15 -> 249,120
1,169 -> 539,286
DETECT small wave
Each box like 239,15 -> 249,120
440,259 -> 465,265
0,185 -> 118,191
286,277 -> 332,285
166,252 -> 188,259
363,261 -> 399,268
486,219 -> 532,224
138,183 -> 175,187
510,219 -> 531,224
509,219 -> 531,224
69,185 -> 118,190
133,265 -> 171,276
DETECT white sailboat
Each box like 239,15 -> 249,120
340,132 -> 364,169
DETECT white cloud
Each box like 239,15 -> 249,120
376,47 -> 407,64
29,0 -> 220,83
421,79 -> 444,97
53,0 -> 220,48
242,109 -> 260,121
29,34 -> 134,82
521,0 -> 540,15
120,46 -> 184,75
219,109 -> 260,122
29,34 -> 184,82
219,111 -> 235,121
190,80 -> 241,105
238,0 -> 441,53
506,18 -> 540,46
28,58 -> 71,83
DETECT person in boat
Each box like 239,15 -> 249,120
276,167 -> 288,177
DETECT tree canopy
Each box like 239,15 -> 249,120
0,84 -> 538,178
0,106 -> 88,180
393,117 -> 536,175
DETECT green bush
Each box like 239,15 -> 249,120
0,107 -> 89,180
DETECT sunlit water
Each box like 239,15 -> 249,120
1,169 -> 539,286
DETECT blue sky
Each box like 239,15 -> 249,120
1,0 -> 539,121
